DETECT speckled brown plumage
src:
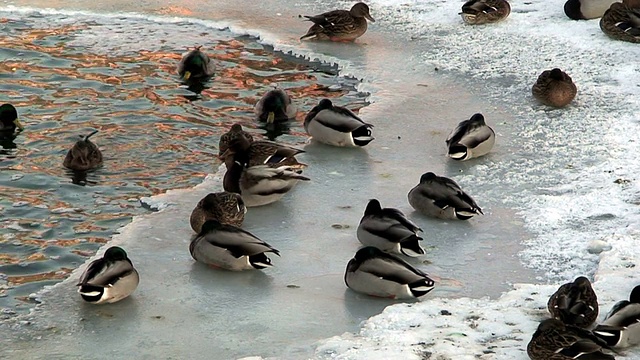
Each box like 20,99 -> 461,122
63,130 -> 103,171
190,192 -> 246,233
460,0 -> 511,25
218,124 -> 254,158
532,68 -> 577,108
548,276 -> 599,328
600,0 -> 640,43
221,133 -> 306,169
300,2 -> 375,42
527,319 -> 615,360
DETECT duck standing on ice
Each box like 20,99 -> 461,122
300,2 -> 375,42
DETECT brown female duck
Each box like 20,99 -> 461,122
532,68 -> 578,108
63,130 -> 103,171
300,2 -> 375,42
190,192 -> 246,233
527,319 -> 615,360
600,0 -> 640,43
548,276 -> 599,328
218,124 -> 254,158
460,0 -> 511,25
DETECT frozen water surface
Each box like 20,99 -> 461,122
3,0 -> 640,359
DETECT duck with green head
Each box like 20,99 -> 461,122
63,130 -> 104,171
177,46 -> 216,82
300,2 -> 375,42
254,88 -> 297,124
77,246 -> 139,304
0,104 -> 24,137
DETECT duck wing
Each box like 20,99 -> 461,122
199,225 -> 279,257
78,258 -> 134,287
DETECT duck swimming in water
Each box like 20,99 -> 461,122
63,130 -> 103,171
177,46 -> 215,82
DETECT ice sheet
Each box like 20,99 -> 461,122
3,0 -> 640,359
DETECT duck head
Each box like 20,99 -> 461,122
351,3 -> 375,22
0,104 -> 23,133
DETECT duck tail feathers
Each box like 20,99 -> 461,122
409,278 -> 435,298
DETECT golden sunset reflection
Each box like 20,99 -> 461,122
0,19 -> 368,306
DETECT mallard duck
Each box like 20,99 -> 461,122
300,2 -> 375,42
177,46 -> 215,82
63,130 -> 104,171
593,285 -> 640,348
218,124 -> 254,158
0,104 -> 24,136
221,133 -> 306,169
532,68 -> 578,108
446,113 -> 495,161
408,172 -> 483,220
548,276 -> 599,328
356,199 -> 425,257
304,98 -> 374,147
564,0 -> 619,20
190,192 -> 246,233
223,147 -> 310,207
600,0 -> 640,43
0,104 -> 24,140
254,89 -> 297,124
460,0 -> 511,25
528,318 -> 615,360
77,246 -> 139,304
344,246 -> 435,299
189,219 -> 280,271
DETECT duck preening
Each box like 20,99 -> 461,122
190,192 -> 246,233
77,246 -> 139,304
300,2 -> 375,42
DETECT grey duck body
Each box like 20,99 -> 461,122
344,246 -> 435,299
189,220 -> 279,271
356,199 -> 425,257
77,246 -> 139,304
408,172 -> 483,220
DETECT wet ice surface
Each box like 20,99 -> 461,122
3,0 -> 640,359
